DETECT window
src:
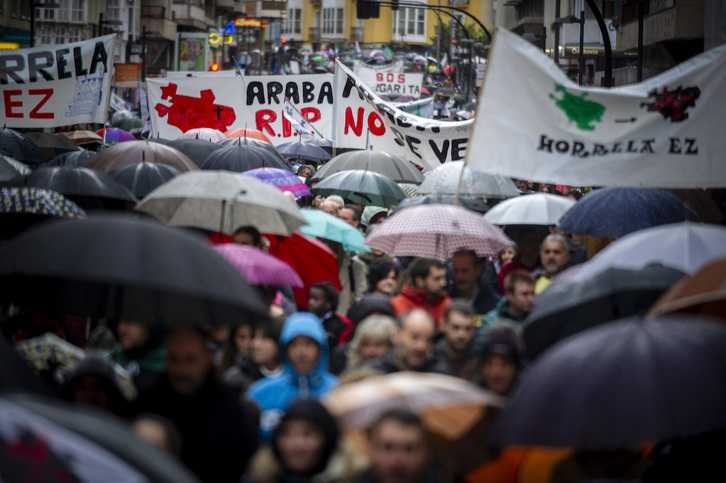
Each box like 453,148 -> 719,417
39,25 -> 52,45
336,8 -> 344,34
57,0 -> 84,22
294,8 -> 301,34
55,26 -> 66,44
38,1 -> 57,21
107,0 -> 120,22
68,27 -> 81,43
323,8 -> 344,35
393,7 -> 426,40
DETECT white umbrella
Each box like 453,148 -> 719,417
483,193 -> 576,226
418,161 -> 519,199
135,171 -> 307,236
570,222 -> 726,282
179,127 -> 228,143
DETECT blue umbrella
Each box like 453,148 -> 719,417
300,209 -> 370,252
558,187 -> 699,239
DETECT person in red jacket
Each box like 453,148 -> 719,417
391,258 -> 451,330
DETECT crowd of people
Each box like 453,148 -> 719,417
3,151 -> 725,483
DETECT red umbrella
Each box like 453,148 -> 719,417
224,128 -> 274,145
212,243 -> 304,288
264,232 -> 342,309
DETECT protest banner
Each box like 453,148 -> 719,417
147,74 -> 334,143
353,60 -> 404,75
334,60 -> 473,170
356,67 -> 424,99
388,97 -> 434,118
468,28 -> 726,188
0,35 -> 115,128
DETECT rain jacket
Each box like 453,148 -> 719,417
247,313 -> 339,441
391,284 -> 451,329
475,297 -> 528,350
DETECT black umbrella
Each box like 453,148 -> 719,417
25,132 -> 80,160
523,264 -> 686,362
307,137 -> 333,155
0,335 -> 54,396
0,187 -> 86,240
0,155 -> 32,183
46,150 -> 97,168
0,214 -> 268,327
201,144 -> 289,172
494,317 -> 726,450
221,135 -> 282,158
0,392 -> 198,482
165,138 -> 224,167
276,140 -> 332,164
108,162 -> 181,199
6,167 -> 138,212
0,127 -> 47,165
311,150 -> 423,184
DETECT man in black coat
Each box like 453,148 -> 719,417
134,326 -> 259,483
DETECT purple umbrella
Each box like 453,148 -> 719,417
212,243 -> 304,288
240,167 -> 312,198
96,128 -> 136,145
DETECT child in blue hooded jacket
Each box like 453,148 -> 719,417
246,312 -> 339,441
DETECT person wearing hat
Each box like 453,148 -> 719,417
478,330 -> 521,397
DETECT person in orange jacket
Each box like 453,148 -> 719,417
391,258 -> 451,330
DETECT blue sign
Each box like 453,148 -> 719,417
224,22 -> 235,36
1,30 -> 30,44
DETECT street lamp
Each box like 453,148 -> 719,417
98,12 -> 123,36
555,10 -> 585,85
30,1 -> 59,48
140,26 -> 163,81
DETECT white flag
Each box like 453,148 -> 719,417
468,29 -> 726,188
283,98 -> 316,139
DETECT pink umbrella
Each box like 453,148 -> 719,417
365,203 -> 513,259
212,243 -> 304,288
240,167 -> 312,199
180,128 -> 227,143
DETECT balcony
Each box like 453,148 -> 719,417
350,26 -> 363,40
309,26 -> 321,40
262,1 -> 287,9
617,5 -> 703,52
141,6 -> 166,19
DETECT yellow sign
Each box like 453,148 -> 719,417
235,17 -> 264,28
0,42 -> 20,50
209,32 -> 234,45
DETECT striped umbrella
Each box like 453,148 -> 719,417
241,167 -> 312,198
212,243 -> 304,288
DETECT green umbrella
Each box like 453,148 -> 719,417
311,169 -> 407,208
300,209 -> 370,252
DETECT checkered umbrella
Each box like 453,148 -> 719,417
365,203 -> 513,259
212,243 -> 304,288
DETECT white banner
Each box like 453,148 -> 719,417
356,68 -> 424,99
147,74 -> 334,143
353,60 -> 404,74
468,29 -> 726,188
0,36 -> 115,128
390,97 -> 434,119
335,60 -> 473,171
